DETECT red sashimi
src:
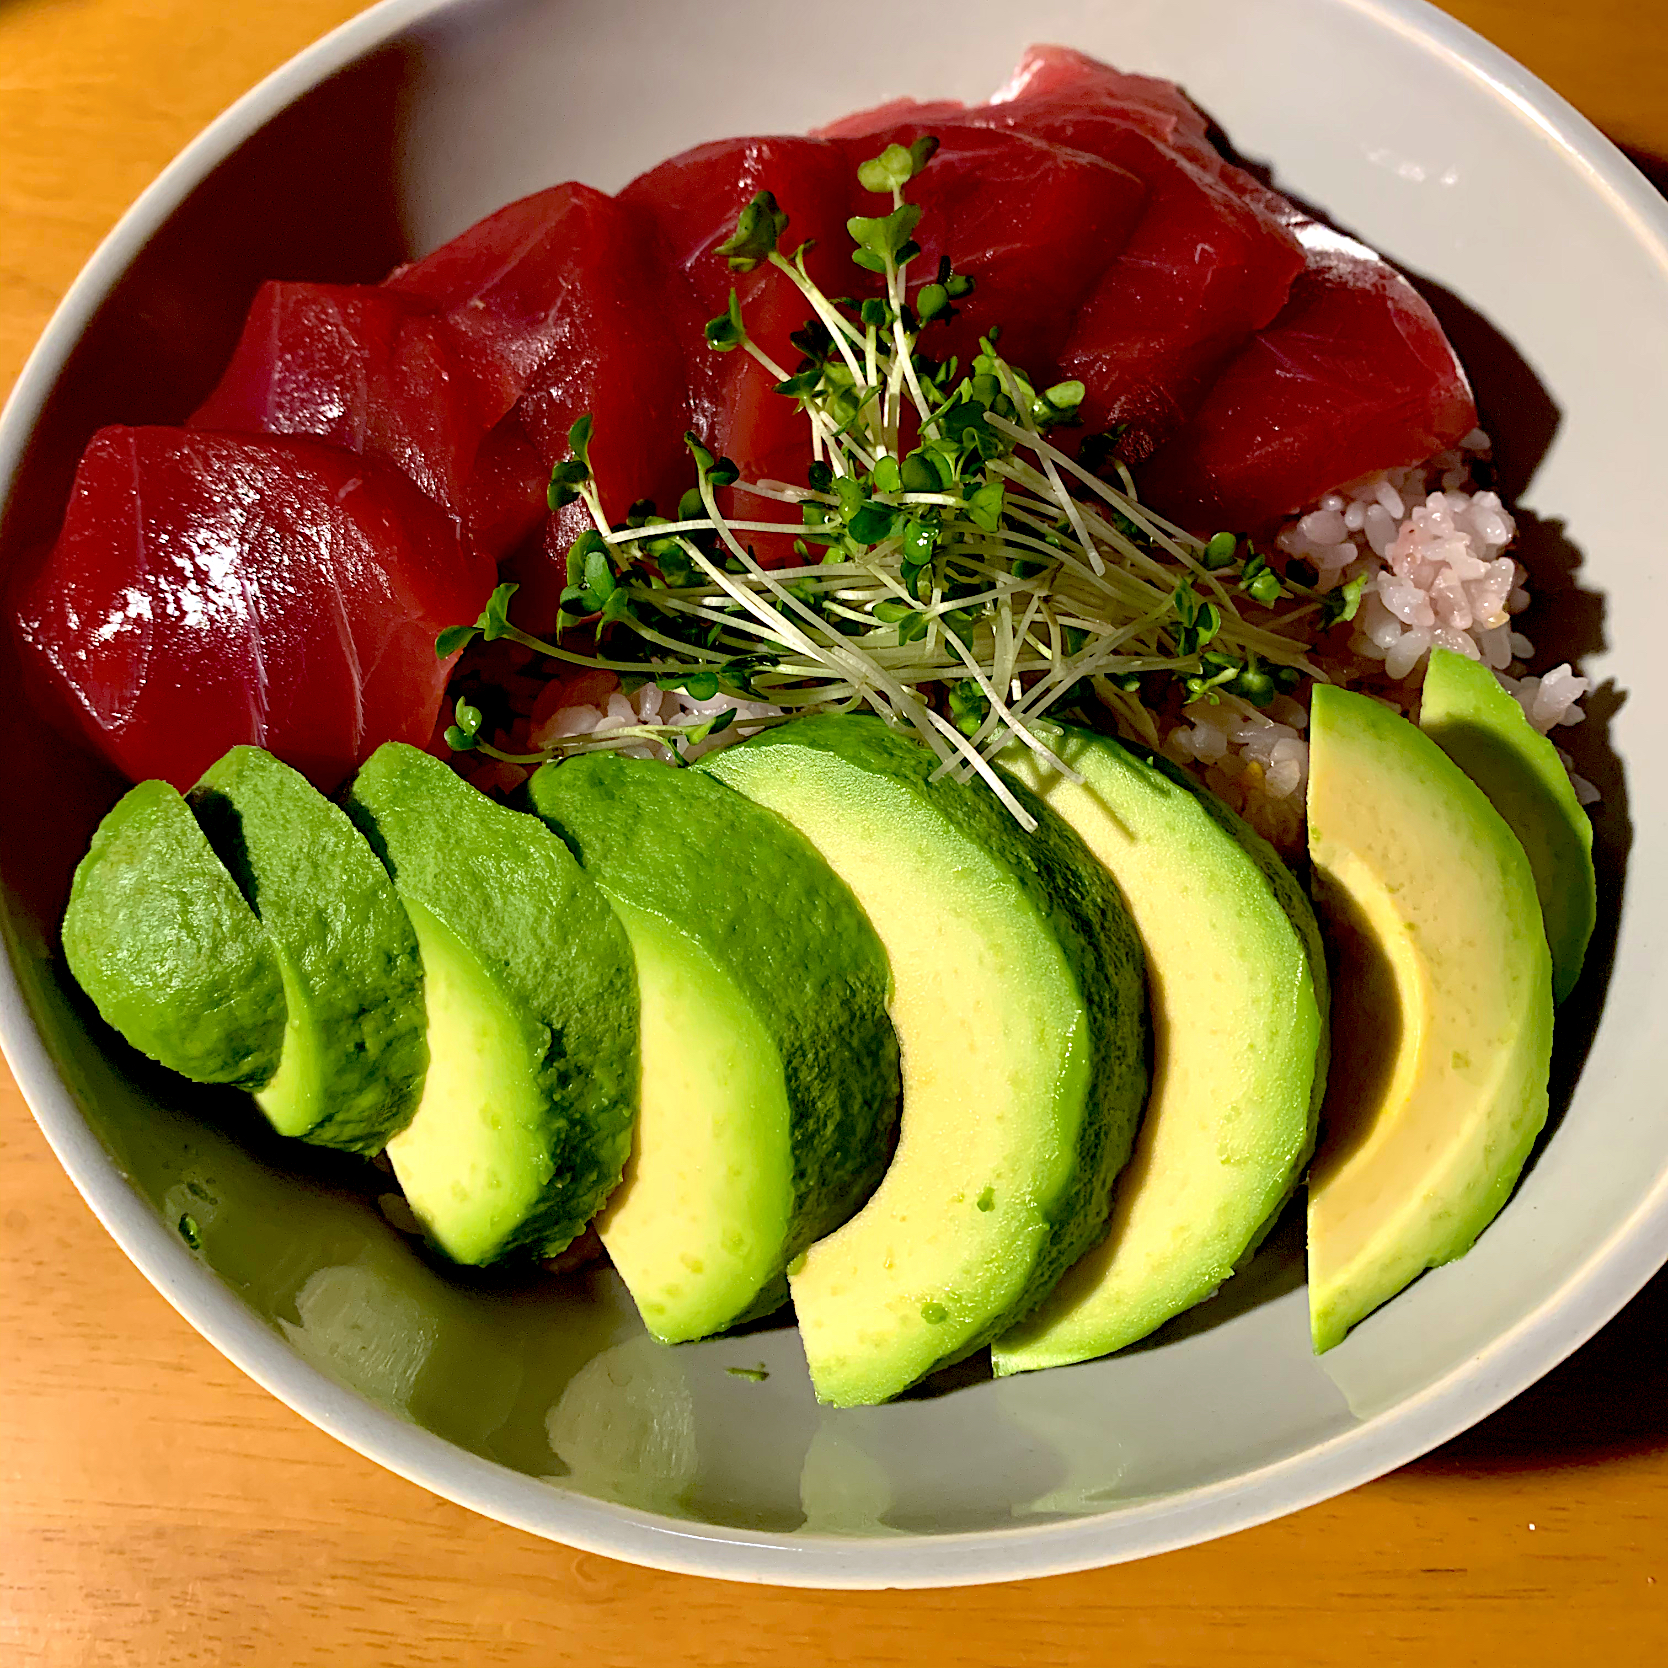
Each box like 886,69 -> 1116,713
986,44 -> 1220,171
13,428 -> 494,794
821,124 -> 1148,380
189,281 -> 547,561
1135,224 -> 1478,532
387,182 -> 696,526
622,136 -> 866,558
943,109 -> 1301,460
820,87 -> 1303,461
815,96 -> 970,140
1049,131 -> 1304,460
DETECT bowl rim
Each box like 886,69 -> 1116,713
4,0 -> 1668,1589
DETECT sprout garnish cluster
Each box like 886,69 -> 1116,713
438,137 -> 1361,827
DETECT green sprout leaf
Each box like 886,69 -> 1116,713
435,623 -> 477,660
567,413 -> 593,469
1043,380 -> 1085,416
705,289 -> 747,352
848,499 -> 899,545
948,678 -> 989,738
848,203 -> 924,274
684,705 -> 739,747
1171,581 -> 1223,657
1321,572 -> 1369,627
566,527 -> 606,588
716,190 -> 790,271
966,480 -> 1006,533
899,452 -> 938,494
1201,530 -> 1238,571
1239,553 -> 1284,606
685,431 -> 741,489
857,135 -> 939,195
915,282 -> 949,322
478,583 -> 519,643
444,694 -> 484,753
658,670 -> 720,700
548,457 -> 590,511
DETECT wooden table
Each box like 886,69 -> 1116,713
4,2 -> 1667,1661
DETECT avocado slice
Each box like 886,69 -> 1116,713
526,753 -> 900,1343
1306,685 -> 1553,1351
62,779 -> 286,1088
189,747 -> 427,1153
702,714 -> 1148,1407
345,743 -> 638,1264
991,723 -> 1328,1373
1419,646 -> 1595,1004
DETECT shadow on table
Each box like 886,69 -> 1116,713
1413,1260 -> 1668,1476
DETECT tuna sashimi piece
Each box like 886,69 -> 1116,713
387,182 -> 696,525
13,428 -> 495,793
622,137 -> 858,461
622,137 -> 865,557
463,416 -> 550,561
815,96 -> 969,140
987,44 -> 1220,172
1049,130 -> 1304,460
189,281 -> 547,560
826,82 -> 1302,460
1135,225 -> 1478,532
818,47 -> 1216,168
945,91 -> 1302,460
822,124 -> 1148,380
987,45 -> 1214,160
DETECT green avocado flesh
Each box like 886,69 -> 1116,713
992,723 -> 1328,1374
1419,646 -> 1595,1005
1306,685 -> 1553,1352
190,747 -> 427,1152
345,743 -> 638,1265
62,779 -> 287,1088
527,754 -> 900,1344
703,715 -> 1148,1407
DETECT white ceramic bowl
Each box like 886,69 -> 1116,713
3,0 -> 1666,1588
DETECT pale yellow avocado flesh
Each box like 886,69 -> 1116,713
1306,685 -> 1553,1352
387,901 -> 552,1265
993,728 -> 1324,1372
593,901 -> 794,1344
714,751 -> 1092,1408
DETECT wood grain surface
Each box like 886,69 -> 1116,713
4,2 -> 1668,1663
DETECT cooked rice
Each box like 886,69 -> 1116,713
1162,433 -> 1596,845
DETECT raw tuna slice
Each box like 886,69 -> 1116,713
1049,131 -> 1304,460
1135,223 -> 1478,532
822,124 -> 1148,380
936,97 -> 1301,459
622,137 -> 864,559
815,96 -> 969,140
387,182 -> 696,526
189,281 -> 546,560
986,44 -> 1220,172
13,427 -> 495,793
461,416 -> 553,561
828,80 -> 1302,460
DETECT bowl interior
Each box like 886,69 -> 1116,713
4,0 -> 1667,1579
